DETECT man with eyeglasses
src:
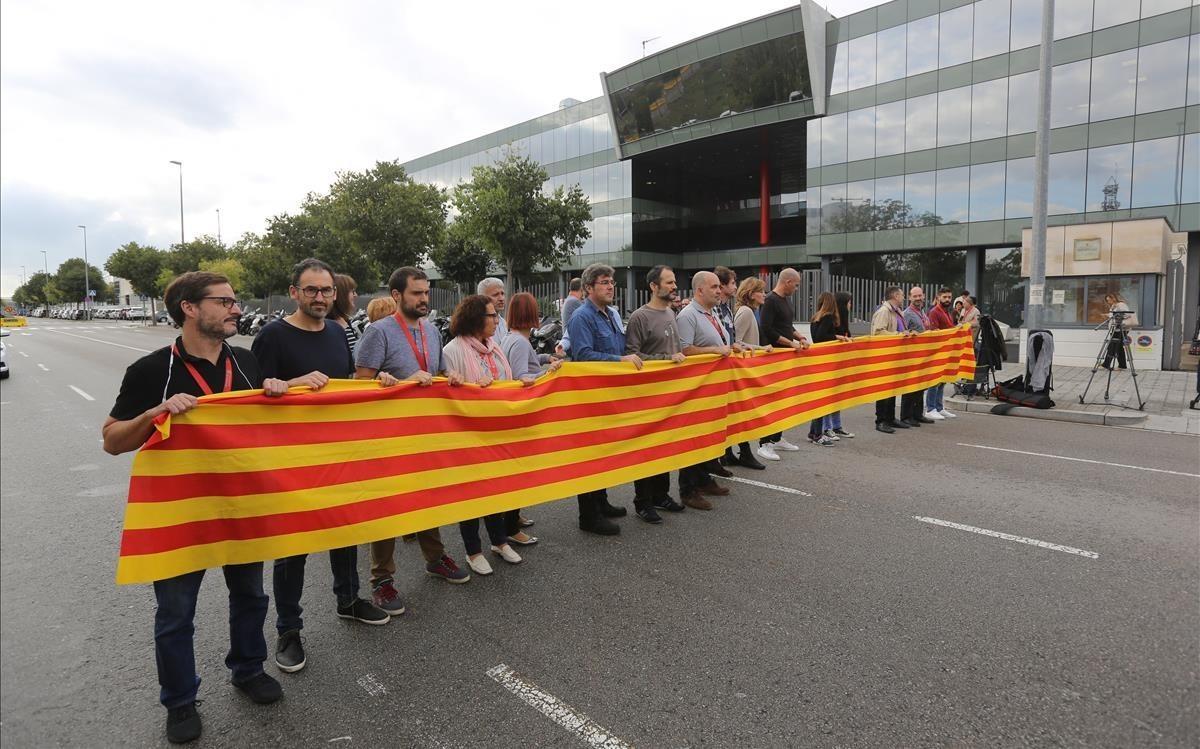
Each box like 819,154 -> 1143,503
566,262 -> 644,535
251,258 -> 392,678
102,271 -> 293,744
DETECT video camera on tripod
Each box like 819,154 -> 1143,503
1080,309 -> 1145,410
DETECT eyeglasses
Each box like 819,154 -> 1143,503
297,286 -> 336,299
593,279 -> 615,286
197,296 -> 239,309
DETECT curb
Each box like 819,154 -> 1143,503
945,396 -> 1149,426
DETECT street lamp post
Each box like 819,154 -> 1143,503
40,250 -> 48,276
77,225 -> 90,317
169,160 -> 185,246
216,208 -> 222,246
1026,0 -> 1056,332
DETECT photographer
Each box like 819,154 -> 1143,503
1102,293 -> 1134,370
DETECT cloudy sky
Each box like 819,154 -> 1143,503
0,0 -> 874,298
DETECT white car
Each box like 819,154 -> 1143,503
0,331 -> 9,379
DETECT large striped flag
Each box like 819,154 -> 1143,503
116,327 -> 975,584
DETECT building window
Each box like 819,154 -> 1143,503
1005,157 -> 1035,218
969,162 -> 1007,222
875,100 -> 906,157
1135,37 -> 1190,114
937,86 -> 972,147
971,78 -> 1008,140
1085,143 -> 1133,212
907,15 -> 939,76
1182,133 -> 1200,204
1131,136 -> 1183,208
830,41 -> 849,95
821,112 -> 847,166
1051,60 -> 1091,128
1054,0 -> 1093,40
936,166 -> 970,223
1010,0 -> 1044,50
1089,48 -> 1138,121
1141,0 -> 1191,18
973,0 -> 1010,60
1048,150 -> 1087,215
982,247 -> 1025,328
847,107 -> 876,162
876,25 -> 906,83
938,5 -> 973,69
1041,275 -> 1156,327
905,92 -> 937,152
1092,0 -> 1138,30
848,34 -> 877,91
1007,71 -> 1037,135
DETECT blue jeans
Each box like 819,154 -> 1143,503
822,411 -> 843,431
925,385 -> 945,412
153,564 -> 268,708
459,515 -> 508,556
273,546 -> 359,634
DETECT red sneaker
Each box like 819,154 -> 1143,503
425,555 -> 470,584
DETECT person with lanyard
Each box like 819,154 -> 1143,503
566,262 -> 644,535
728,276 -> 771,469
756,268 -> 810,462
354,266 -> 471,615
251,258 -> 391,678
624,265 -> 689,523
440,294 -> 527,576
899,286 -> 937,427
870,286 -> 915,434
924,287 -> 958,420
102,271 -> 293,744
675,271 -> 745,510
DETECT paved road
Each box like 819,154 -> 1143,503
2,319 -> 1198,747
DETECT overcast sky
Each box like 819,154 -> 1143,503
0,0 -> 875,298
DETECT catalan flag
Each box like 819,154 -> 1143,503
116,327 -> 976,584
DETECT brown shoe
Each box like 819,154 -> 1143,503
698,481 -> 730,497
682,491 -> 713,511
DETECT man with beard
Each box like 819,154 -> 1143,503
355,266 -> 470,613
102,271 -> 293,744
252,258 -> 391,677
900,286 -> 936,427
924,287 -> 958,420
478,277 -> 509,342
624,265 -> 687,523
566,262 -> 644,535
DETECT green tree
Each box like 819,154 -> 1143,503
163,235 -> 227,275
451,153 -> 591,288
105,242 -> 165,321
52,258 -> 109,306
11,272 -> 53,308
199,258 -> 246,293
232,232 -> 291,300
319,160 -> 447,281
429,222 -> 494,293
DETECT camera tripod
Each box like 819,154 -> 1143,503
1079,313 -> 1145,410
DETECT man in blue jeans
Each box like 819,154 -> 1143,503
566,262 -> 645,535
103,271 -> 293,743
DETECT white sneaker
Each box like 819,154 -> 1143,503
775,438 -> 801,451
814,435 -> 836,446
924,410 -> 946,421
757,444 -> 781,461
938,409 -> 956,418
490,544 -> 522,564
823,430 -> 841,441
467,553 -> 493,576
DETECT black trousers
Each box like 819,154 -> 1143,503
633,472 -> 671,508
900,392 -> 924,421
678,463 -> 710,494
875,397 -> 896,424
578,489 -> 608,519
1103,330 -> 1127,369
759,432 -> 782,445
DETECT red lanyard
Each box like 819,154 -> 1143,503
172,343 -> 232,395
482,350 -> 500,378
704,311 -> 727,344
394,313 -> 428,371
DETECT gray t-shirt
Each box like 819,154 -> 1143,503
624,305 -> 679,360
902,305 -> 929,333
501,333 -> 541,379
561,295 -> 583,326
354,314 -> 443,379
676,300 -> 728,349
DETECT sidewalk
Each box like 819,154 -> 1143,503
946,365 -> 1200,435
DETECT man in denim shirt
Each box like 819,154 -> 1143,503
566,263 -> 644,535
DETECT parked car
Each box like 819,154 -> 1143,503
1,330 -> 10,379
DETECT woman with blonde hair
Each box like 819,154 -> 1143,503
725,276 -> 770,469
365,295 -> 396,323
441,295 -> 523,576
807,292 -> 850,446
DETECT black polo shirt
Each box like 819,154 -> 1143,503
109,337 -> 263,421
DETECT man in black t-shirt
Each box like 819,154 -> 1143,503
252,258 -> 391,678
756,268 -> 810,462
103,271 -> 292,745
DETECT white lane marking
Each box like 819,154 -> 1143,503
722,474 -> 814,497
19,351 -> 29,357
37,363 -> 49,371
487,663 -> 631,749
69,385 -> 95,401
914,516 -> 1099,559
356,673 -> 387,697
44,329 -> 152,354
957,442 -> 1200,479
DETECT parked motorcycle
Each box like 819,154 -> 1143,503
531,317 -> 562,357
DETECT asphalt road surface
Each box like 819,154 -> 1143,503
2,318 -> 1197,748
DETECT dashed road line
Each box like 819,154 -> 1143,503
722,475 -> 814,497
37,363 -> 49,371
956,443 -> 1199,478
356,673 -> 387,697
913,516 -> 1099,559
487,664 -> 630,749
19,351 -> 29,357
69,385 -> 96,401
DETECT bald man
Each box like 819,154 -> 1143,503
899,286 -> 935,427
757,268 -> 809,461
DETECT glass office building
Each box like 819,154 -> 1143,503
403,0 -> 1198,347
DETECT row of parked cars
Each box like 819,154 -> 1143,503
34,306 -> 168,322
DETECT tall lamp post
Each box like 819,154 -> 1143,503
216,208 -> 222,246
40,250 -> 48,276
1026,0 -> 1055,332
77,225 -> 90,317
169,160 -> 185,246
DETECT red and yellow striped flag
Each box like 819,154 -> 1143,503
116,327 -> 975,584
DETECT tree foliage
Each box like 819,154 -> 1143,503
429,222 -> 494,293
163,235 -> 227,275
12,272 -> 53,307
231,232 -> 292,299
451,153 -> 591,288
52,258 -> 109,305
105,242 -> 165,298
199,258 -> 246,293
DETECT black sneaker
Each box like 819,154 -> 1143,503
636,506 -> 663,524
274,630 -> 305,673
654,495 -> 685,512
166,702 -> 202,744
337,598 -> 391,625
598,500 -> 627,518
233,671 -> 283,704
